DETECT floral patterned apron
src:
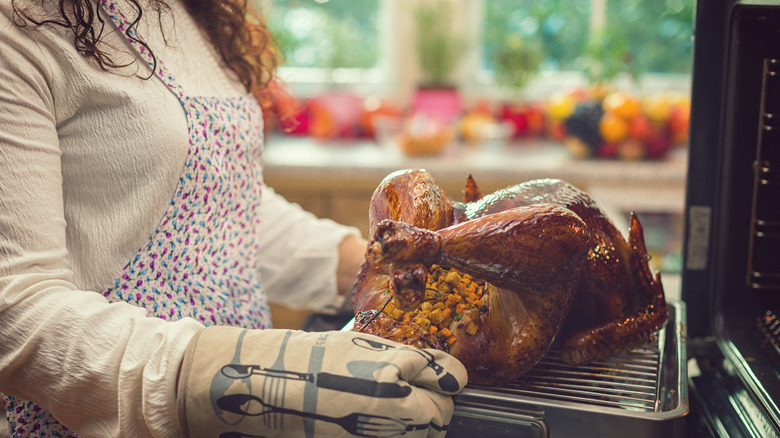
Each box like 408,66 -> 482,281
4,1 -> 271,435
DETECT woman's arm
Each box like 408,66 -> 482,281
0,9 -> 202,437
337,233 -> 369,294
256,185 -> 365,312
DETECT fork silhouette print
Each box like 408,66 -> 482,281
216,393 -> 444,438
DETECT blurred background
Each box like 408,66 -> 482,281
257,0 -> 693,323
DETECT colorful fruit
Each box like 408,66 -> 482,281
644,130 -> 674,159
564,136 -> 592,159
599,112 -> 630,143
461,111 -> 496,144
546,118 -> 567,141
500,103 -> 545,138
642,94 -> 673,122
547,92 -> 578,120
526,105 -> 546,137
500,103 -> 529,138
308,103 -> 336,139
629,115 -> 654,142
598,142 -> 618,159
602,92 -> 641,120
563,102 -> 603,152
668,99 -> 690,145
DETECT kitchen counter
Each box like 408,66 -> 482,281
262,135 -> 689,237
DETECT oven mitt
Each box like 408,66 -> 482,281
176,326 -> 468,438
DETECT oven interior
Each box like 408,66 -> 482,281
683,1 -> 780,436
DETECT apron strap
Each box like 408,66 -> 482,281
98,0 -> 187,101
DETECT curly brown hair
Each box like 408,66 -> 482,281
11,0 -> 281,117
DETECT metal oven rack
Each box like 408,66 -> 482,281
446,302 -> 687,438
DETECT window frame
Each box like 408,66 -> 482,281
271,0 -> 692,103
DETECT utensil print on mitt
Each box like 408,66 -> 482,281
184,328 -> 463,438
216,393 -> 444,438
212,332 -> 438,437
351,337 -> 461,393
220,364 -> 412,398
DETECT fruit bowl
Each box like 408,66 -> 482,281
549,90 -> 690,161
372,113 -> 456,157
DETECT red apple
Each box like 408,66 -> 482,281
629,115 -> 654,142
499,103 -> 529,138
644,129 -> 674,159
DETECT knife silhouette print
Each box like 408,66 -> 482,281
220,364 -> 412,399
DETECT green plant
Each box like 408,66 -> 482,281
581,28 -> 640,85
493,34 -> 542,92
413,0 -> 465,86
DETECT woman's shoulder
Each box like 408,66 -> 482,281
0,1 -> 47,57
2,0 -> 56,24
0,0 -> 74,46
1,0 -> 107,44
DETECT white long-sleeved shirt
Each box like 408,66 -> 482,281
0,0 -> 357,436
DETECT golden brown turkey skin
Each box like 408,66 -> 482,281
367,169 -> 455,233
559,213 -> 668,364
353,170 -> 591,385
459,178 -> 667,364
352,169 -> 667,385
358,169 -> 459,312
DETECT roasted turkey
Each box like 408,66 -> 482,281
351,169 -> 668,386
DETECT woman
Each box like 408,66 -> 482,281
0,0 -> 467,436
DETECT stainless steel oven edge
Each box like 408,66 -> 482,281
445,301 -> 688,438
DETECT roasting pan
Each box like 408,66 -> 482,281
340,301 -> 687,438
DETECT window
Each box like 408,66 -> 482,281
481,0 -> 592,74
475,0 -> 694,98
604,0 -> 693,75
263,0 -> 694,99
266,0 -> 381,69
261,0 -> 390,95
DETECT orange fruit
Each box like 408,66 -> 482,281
599,112 -> 630,143
308,103 -> 336,139
667,94 -> 691,144
669,107 -> 690,144
460,112 -> 495,144
361,97 -> 401,137
602,92 -> 641,120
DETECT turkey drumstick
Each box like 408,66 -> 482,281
367,204 -> 590,293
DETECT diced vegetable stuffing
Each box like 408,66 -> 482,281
381,265 -> 487,346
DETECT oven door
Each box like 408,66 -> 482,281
683,1 -> 780,436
